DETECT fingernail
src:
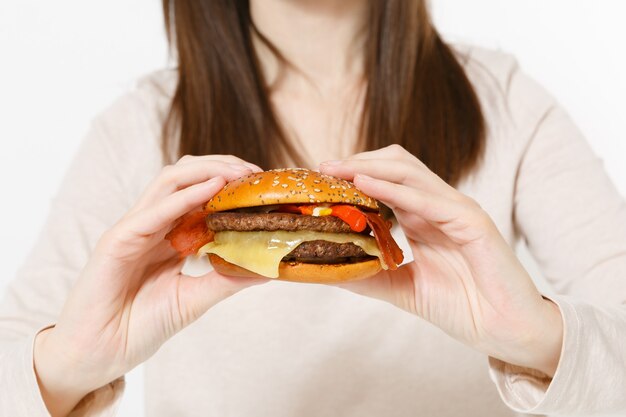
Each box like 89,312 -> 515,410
320,160 -> 342,166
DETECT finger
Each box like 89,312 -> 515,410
176,154 -> 263,173
132,161 -> 250,213
124,176 -> 227,237
392,207 -> 450,244
175,270 -> 268,326
352,174 -> 483,232
319,158 -> 452,197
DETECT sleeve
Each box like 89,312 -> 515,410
488,61 -> 626,415
0,105 -> 144,416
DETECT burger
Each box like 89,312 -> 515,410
166,168 -> 403,283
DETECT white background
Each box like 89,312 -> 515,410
1,1 -> 625,416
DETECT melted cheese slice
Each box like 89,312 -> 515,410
198,231 -> 383,278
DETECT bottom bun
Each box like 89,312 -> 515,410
207,254 -> 381,283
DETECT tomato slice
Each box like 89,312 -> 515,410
330,205 -> 367,232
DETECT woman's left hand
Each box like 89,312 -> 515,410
320,145 -> 563,377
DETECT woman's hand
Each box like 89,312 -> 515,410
320,145 -> 563,377
34,155 -> 267,417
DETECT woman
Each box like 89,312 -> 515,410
1,1 -> 625,416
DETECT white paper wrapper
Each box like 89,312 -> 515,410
182,252 -> 214,277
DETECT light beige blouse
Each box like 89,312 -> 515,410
1,46 -> 625,417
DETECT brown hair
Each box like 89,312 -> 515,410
162,0 -> 484,185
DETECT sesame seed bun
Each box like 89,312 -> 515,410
208,254 -> 382,283
205,168 -> 379,212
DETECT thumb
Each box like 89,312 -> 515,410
176,271 -> 268,325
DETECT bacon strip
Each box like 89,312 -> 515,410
165,210 -> 214,257
364,212 -> 404,270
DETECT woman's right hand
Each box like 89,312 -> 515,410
33,155 -> 266,417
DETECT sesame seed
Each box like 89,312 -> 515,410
253,179 -> 260,185
308,194 -> 315,199
314,188 -> 321,192
281,184 -> 288,188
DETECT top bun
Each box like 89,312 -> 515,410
205,168 -> 379,212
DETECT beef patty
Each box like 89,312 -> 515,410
206,212 -> 355,233
285,240 -> 370,263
